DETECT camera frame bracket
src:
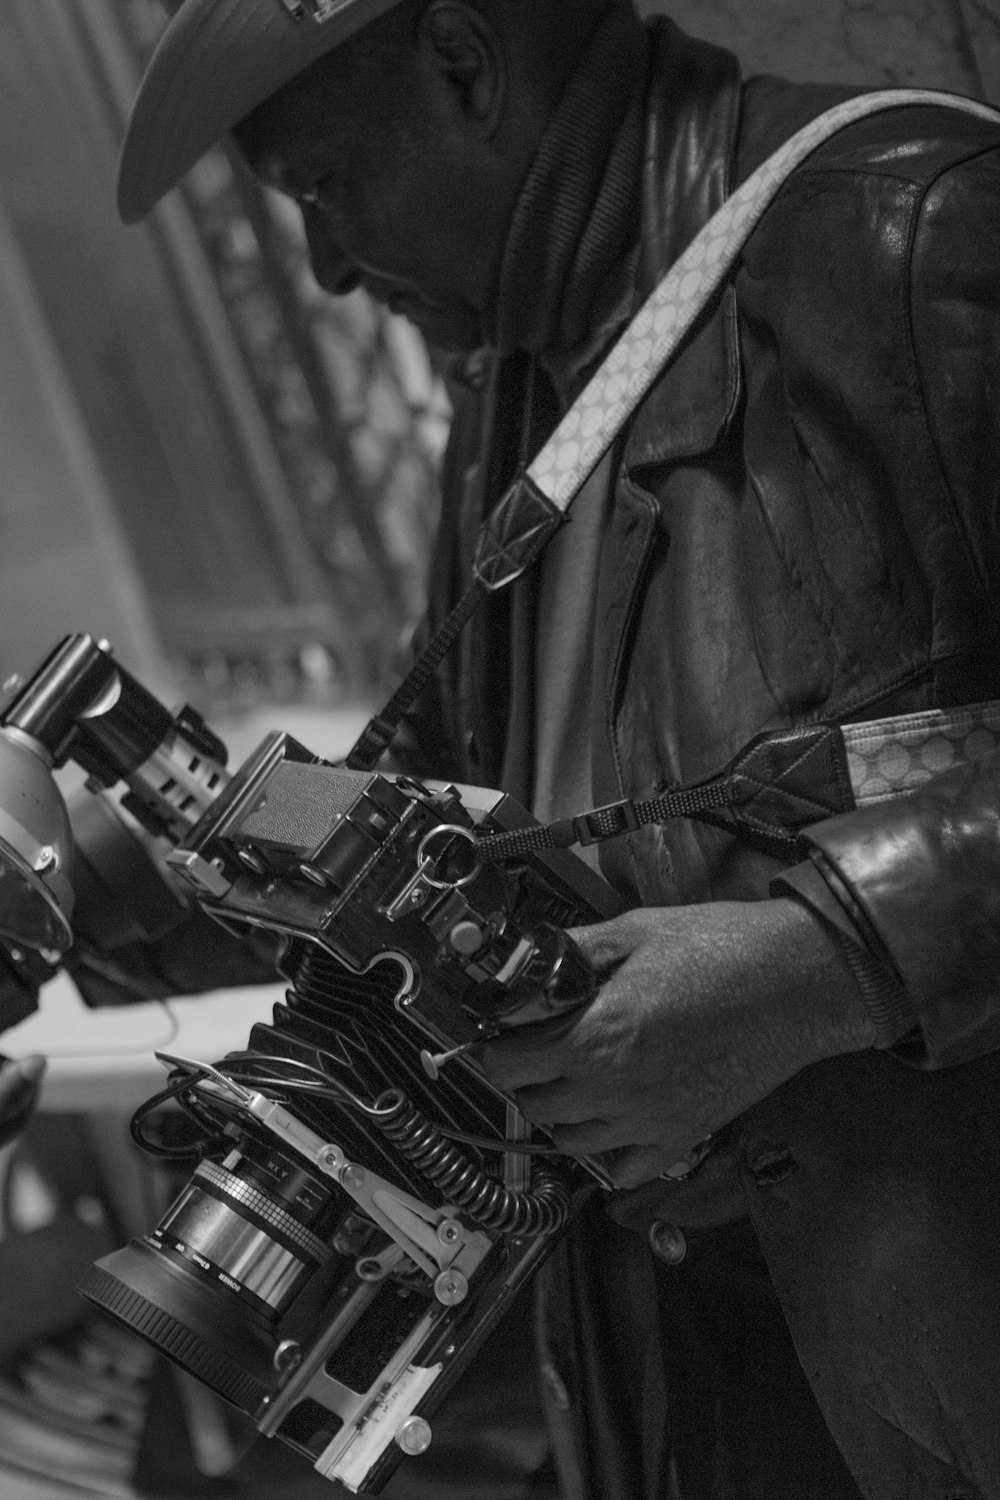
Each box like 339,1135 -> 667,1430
156,1051 -> 492,1288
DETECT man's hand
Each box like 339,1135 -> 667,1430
481,899 -> 878,1189
0,1054 -> 45,1149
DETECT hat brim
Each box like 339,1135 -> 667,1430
118,0 -> 403,223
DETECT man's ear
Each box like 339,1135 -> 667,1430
418,1 -> 506,134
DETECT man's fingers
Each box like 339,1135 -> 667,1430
548,1118 -> 621,1156
564,918 -> 636,972
605,1143 -> 689,1190
513,1077 -> 612,1127
481,1029 -> 571,1091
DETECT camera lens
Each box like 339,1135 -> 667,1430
79,1150 -> 336,1413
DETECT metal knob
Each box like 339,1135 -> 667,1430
433,1268 -> 469,1305
649,1221 -> 687,1266
395,1416 -> 433,1456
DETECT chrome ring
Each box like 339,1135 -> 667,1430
417,824 -> 480,889
194,1161 -> 331,1262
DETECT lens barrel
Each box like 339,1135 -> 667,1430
80,1240 -> 278,1412
79,1156 -> 335,1413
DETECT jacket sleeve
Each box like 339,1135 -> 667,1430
63,906 -> 282,1009
777,747 -> 1000,1067
775,137 -> 1000,1069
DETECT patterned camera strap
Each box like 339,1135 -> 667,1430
347,86 -> 1000,779
475,700 -> 1000,863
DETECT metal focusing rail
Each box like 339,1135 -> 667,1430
152,1050 -> 516,1491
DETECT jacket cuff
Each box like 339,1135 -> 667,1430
772,856 -> 918,1050
784,754 -> 1000,1068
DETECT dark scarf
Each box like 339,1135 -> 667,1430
490,7 -> 651,359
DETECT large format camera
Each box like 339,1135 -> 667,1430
0,635 -> 620,1494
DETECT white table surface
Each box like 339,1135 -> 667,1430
3,972 -> 285,1113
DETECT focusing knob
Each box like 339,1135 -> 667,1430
395,1416 -> 432,1456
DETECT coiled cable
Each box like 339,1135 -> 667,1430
374,1090 -> 570,1236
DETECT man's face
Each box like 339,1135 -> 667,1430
235,32 -> 505,351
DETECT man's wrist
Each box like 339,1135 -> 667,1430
764,896 -> 881,1059
771,857 -> 918,1049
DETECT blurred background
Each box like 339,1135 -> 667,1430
0,0 -> 453,741
0,2 -> 996,1498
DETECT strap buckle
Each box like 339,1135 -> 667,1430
571,798 -> 641,847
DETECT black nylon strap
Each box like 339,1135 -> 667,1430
345,470 -> 569,773
346,580 -> 486,771
475,780 -> 732,861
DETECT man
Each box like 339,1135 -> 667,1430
111,1 -> 1000,1496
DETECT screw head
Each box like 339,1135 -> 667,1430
341,1163 -> 364,1190
317,1145 -> 345,1174
433,1268 -> 468,1306
436,1218 -> 463,1247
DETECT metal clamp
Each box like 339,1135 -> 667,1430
382,824 -> 479,921
570,798 -> 640,847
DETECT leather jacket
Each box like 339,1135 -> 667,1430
416,19 -> 1000,1081
413,35 -> 1000,1492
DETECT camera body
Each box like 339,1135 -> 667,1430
0,638 -> 620,1493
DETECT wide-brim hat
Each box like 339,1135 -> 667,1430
118,0 -> 404,223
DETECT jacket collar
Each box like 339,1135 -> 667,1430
624,19 -> 744,474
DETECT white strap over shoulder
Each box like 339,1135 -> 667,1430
348,87 -> 1000,769
527,88 -> 1000,514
